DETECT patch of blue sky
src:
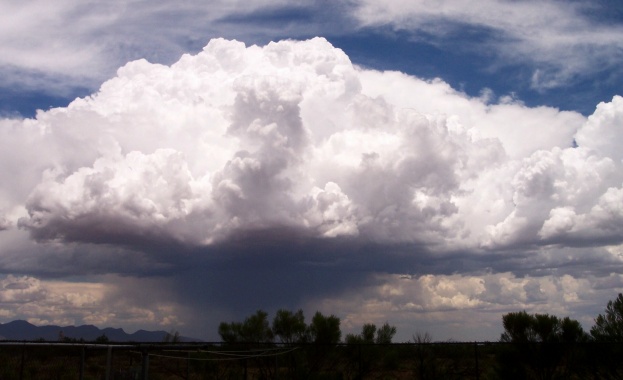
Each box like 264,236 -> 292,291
3,1 -> 622,118
0,87 -> 90,119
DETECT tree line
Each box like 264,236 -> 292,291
501,293 -> 623,344
494,294 -> 623,379
218,309 -> 397,345
214,294 -> 623,379
219,293 -> 623,344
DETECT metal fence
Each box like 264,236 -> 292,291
1,341 -> 622,379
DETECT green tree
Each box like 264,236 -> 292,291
500,311 -> 587,343
344,322 -> 398,378
242,309 -> 273,342
309,311 -> 341,345
95,333 -> 109,343
218,321 -> 243,343
361,323 -> 376,343
533,313 -> 562,342
500,311 -> 536,343
498,311 -> 588,380
346,323 -> 376,344
589,294 -> 623,378
306,312 -> 341,376
375,322 -> 397,344
272,309 -> 308,343
218,309 -> 274,343
591,293 -> 623,342
345,322 -> 396,344
560,317 -> 587,343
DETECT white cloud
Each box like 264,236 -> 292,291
0,275 -> 101,326
357,70 -> 583,159
575,95 -> 623,161
539,186 -> 623,244
0,0 -> 313,93
310,271 -> 610,341
20,148 -> 215,245
0,0 -> 122,91
483,143 -> 623,248
4,37 -> 623,253
352,0 -> 623,90
0,274 -> 184,332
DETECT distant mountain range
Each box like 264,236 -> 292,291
0,320 -> 199,342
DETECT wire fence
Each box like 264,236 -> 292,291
1,340 -> 622,379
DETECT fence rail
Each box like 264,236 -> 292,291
1,340 -> 622,379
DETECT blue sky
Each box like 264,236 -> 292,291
1,0 -> 623,342
4,1 -> 622,118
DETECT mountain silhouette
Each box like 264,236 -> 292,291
0,320 -> 199,342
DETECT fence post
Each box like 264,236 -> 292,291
275,348 -> 279,380
79,346 -> 85,380
418,344 -> 424,380
105,345 -> 113,380
141,348 -> 150,380
19,344 -> 25,380
358,344 -> 362,380
187,351 -> 191,380
474,343 -> 480,380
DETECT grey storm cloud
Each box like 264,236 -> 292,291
0,215 -> 9,231
2,37 -> 623,340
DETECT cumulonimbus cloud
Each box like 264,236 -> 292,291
1,38 -> 620,257
2,37 -> 623,341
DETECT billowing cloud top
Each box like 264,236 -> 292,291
2,37 -> 621,258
